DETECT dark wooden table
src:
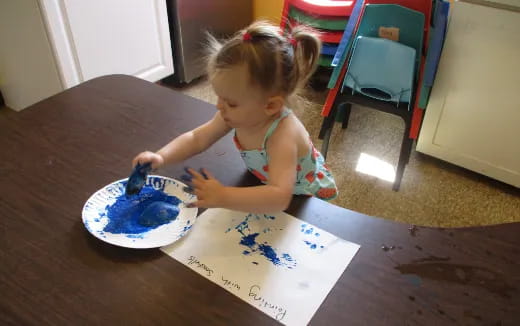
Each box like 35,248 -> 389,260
1,75 -> 518,325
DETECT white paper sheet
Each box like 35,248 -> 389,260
161,208 -> 360,325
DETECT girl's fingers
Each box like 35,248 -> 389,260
186,168 -> 205,180
180,173 -> 193,183
201,168 -> 215,179
191,178 -> 204,188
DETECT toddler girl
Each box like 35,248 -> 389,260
133,21 -> 337,213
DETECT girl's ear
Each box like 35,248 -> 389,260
264,95 -> 285,116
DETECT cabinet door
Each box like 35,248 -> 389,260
40,0 -> 173,87
416,2 -> 520,187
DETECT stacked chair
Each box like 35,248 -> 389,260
280,0 -> 355,86
316,0 -> 450,191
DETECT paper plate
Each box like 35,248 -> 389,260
82,175 -> 198,249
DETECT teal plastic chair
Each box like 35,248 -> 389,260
343,36 -> 416,108
351,4 -> 424,78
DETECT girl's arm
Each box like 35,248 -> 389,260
189,118 -> 298,213
133,112 -> 231,168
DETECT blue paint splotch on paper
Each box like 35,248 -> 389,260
232,213 -> 296,269
102,184 -> 181,236
301,224 -> 325,250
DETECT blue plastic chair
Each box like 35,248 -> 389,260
343,36 -> 416,108
352,4 -> 425,78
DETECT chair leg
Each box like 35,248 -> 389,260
321,123 -> 334,160
341,103 -> 352,129
319,105 -> 339,160
318,107 -> 337,140
393,119 -> 414,191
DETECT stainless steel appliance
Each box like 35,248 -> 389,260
164,0 -> 253,84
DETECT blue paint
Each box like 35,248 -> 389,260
126,233 -> 145,239
305,227 -> 314,235
138,202 -> 179,227
282,253 -> 294,261
258,244 -> 280,265
403,274 -> 423,287
320,245 -> 324,249
240,233 -> 259,247
103,184 -> 181,235
315,233 -> 320,237
304,240 -> 320,250
125,162 -> 152,196
234,214 -> 296,268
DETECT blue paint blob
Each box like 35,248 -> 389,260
235,214 -> 296,268
282,253 -> 294,261
103,184 -> 181,235
138,201 -> 179,227
305,227 -> 314,234
320,245 -> 324,249
258,244 -> 280,265
315,233 -> 320,237
403,274 -> 423,287
240,233 -> 259,247
304,240 -> 319,250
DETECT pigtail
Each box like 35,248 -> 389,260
289,25 -> 321,91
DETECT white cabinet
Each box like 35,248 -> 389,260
0,0 -> 173,111
416,1 -> 520,187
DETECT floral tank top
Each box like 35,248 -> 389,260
232,109 -> 338,201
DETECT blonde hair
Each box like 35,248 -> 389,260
206,21 -> 321,100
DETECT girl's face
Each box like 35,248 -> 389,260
210,64 -> 273,129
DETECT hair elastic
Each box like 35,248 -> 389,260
289,37 -> 298,48
243,32 -> 252,42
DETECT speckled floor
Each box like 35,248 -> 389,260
161,77 -> 520,228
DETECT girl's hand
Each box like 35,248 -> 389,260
187,168 -> 226,208
132,151 -> 165,169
